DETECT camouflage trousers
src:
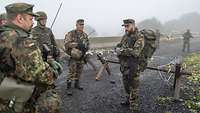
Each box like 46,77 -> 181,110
67,59 -> 84,81
0,89 -> 61,113
183,41 -> 190,52
120,64 -> 140,111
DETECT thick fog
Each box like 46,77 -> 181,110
1,0 -> 200,38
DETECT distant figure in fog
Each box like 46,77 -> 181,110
155,29 -> 161,48
182,29 -> 193,53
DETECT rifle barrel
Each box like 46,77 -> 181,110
51,2 -> 63,29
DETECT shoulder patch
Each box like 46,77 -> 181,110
0,30 -> 17,43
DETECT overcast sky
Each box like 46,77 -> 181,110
1,0 -> 200,38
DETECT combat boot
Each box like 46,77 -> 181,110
67,80 -> 72,96
120,96 -> 130,106
74,80 -> 83,90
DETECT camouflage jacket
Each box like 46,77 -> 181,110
31,26 -> 59,57
183,31 -> 193,41
0,23 -> 57,85
64,30 -> 89,56
116,29 -> 144,58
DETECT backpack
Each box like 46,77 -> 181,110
139,29 -> 157,71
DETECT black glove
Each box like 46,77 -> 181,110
77,43 -> 87,55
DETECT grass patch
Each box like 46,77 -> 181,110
183,53 -> 200,112
155,96 -> 174,105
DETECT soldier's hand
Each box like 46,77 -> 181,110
121,49 -> 131,56
47,58 -> 63,76
115,47 -> 122,56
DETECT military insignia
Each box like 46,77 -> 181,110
0,31 -> 16,43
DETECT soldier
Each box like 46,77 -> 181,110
0,3 -> 61,113
0,13 -> 7,25
115,19 -> 144,112
155,29 -> 161,48
182,29 -> 193,53
64,19 -> 89,95
32,11 -> 60,61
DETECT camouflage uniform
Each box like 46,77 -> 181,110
155,29 -> 161,48
116,19 -> 144,111
64,19 -> 89,91
32,11 -> 60,61
0,13 -> 7,25
182,29 -> 193,53
0,3 -> 61,113
35,89 -> 60,113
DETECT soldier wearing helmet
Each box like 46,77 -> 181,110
32,11 -> 60,61
182,29 -> 193,53
35,11 -> 47,21
0,13 -> 7,25
64,19 -> 89,95
0,3 -> 61,113
115,19 -> 145,112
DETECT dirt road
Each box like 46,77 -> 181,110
57,38 -> 200,113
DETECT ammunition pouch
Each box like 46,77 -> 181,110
0,77 -> 35,112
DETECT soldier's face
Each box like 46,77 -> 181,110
39,19 -> 47,26
18,14 -> 34,32
76,23 -> 84,31
125,23 -> 135,33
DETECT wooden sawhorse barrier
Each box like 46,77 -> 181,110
96,54 -> 192,100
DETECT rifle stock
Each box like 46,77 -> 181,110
96,54 -> 111,81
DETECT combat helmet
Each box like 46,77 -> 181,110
35,11 -> 47,21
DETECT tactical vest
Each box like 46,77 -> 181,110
120,33 -> 137,50
12,30 -> 53,84
65,30 -> 88,56
32,27 -> 53,47
118,31 -> 141,73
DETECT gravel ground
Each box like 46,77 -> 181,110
56,38 -> 200,113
